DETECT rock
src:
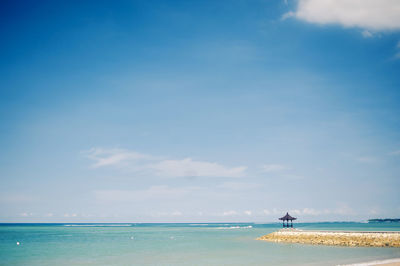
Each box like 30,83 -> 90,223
257,230 -> 400,247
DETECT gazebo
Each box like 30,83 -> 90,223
279,212 -> 297,228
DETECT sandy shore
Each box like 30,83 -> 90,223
257,229 -> 400,247
339,258 -> 400,266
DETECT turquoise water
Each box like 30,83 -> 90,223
1,223 -> 400,265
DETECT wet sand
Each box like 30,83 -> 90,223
340,258 -> 400,265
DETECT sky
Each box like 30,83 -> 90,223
0,0 -> 400,223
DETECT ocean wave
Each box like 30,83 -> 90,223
64,224 -> 132,227
215,225 -> 253,230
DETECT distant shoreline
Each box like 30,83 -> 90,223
368,219 -> 400,223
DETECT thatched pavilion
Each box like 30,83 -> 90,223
279,212 -> 297,228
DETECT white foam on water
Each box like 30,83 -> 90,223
215,225 -> 253,230
64,224 -> 132,227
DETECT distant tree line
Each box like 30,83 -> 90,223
368,218 -> 400,223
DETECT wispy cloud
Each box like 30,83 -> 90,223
93,185 -> 200,203
260,204 -> 355,218
83,147 -> 153,168
289,206 -> 355,217
218,182 -> 261,190
389,149 -> 400,156
394,41 -> 400,59
290,208 -> 325,216
0,194 -> 38,204
281,11 -> 294,21
64,213 -> 78,218
261,164 -> 288,172
283,0 -> 400,31
362,30 -> 374,38
151,158 -> 247,178
368,207 -> 380,215
244,210 -> 252,216
221,210 -> 238,216
356,156 -> 378,163
149,211 -> 184,217
19,212 -> 34,217
84,148 -> 247,178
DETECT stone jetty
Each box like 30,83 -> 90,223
257,229 -> 400,247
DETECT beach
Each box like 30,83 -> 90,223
341,258 -> 400,265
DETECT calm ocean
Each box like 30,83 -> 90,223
1,222 -> 399,265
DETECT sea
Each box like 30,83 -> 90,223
1,222 -> 399,265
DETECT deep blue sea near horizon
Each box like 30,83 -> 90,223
1,222 -> 400,265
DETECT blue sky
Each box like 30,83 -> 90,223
1,0 -> 400,222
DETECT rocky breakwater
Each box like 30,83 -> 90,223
257,229 -> 400,247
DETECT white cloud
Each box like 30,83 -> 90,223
287,206 -> 355,217
392,40 -> 400,59
283,174 -> 304,180
281,11 -> 295,20
149,211 -> 186,217
262,209 -> 271,215
261,164 -> 287,172
19,212 -> 33,217
0,194 -> 38,203
244,210 -> 252,216
362,30 -> 373,38
84,148 -> 247,178
389,149 -> 400,155
63,213 -> 78,217
356,156 -> 378,163
368,207 -> 380,215
222,210 -> 238,216
333,203 -> 355,215
152,158 -> 247,178
271,208 -> 281,215
83,147 -> 152,168
171,211 -> 183,216
259,209 -> 280,215
218,182 -> 261,190
290,209 -> 302,215
94,186 -> 199,203
301,208 -> 320,216
284,0 -> 400,31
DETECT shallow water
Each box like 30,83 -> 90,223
1,223 -> 400,265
